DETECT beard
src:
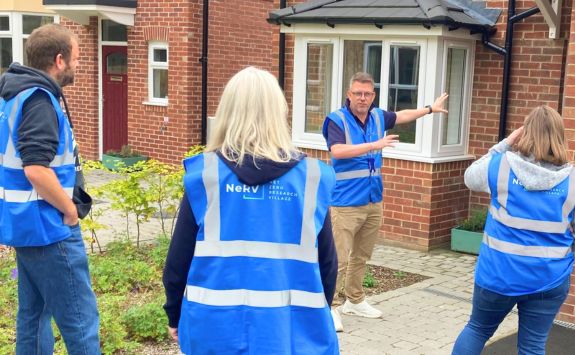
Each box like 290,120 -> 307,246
57,66 -> 75,87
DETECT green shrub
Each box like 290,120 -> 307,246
122,298 -> 168,342
459,208 -> 487,232
363,267 -> 376,288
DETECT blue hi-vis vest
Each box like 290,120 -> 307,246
323,106 -> 386,207
179,152 -> 339,355
476,152 -> 575,296
0,87 -> 76,247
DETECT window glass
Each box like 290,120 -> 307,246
153,69 -> 168,99
23,15 -> 53,35
442,48 -> 467,145
0,37 -> 12,74
341,41 -> 382,106
305,43 -> 332,134
107,52 -> 128,75
0,16 -> 9,31
102,20 -> 127,42
387,46 -> 420,143
153,48 -> 167,63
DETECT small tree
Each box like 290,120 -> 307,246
80,160 -> 108,253
101,162 -> 156,247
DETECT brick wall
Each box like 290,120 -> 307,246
207,0 -> 277,119
61,17 -> 99,160
126,0 -> 199,163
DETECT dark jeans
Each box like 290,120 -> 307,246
452,278 -> 570,355
15,224 -> 100,355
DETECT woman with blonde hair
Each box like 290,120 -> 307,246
163,67 -> 340,354
453,105 -> 574,354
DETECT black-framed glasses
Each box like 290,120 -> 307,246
350,91 -> 375,99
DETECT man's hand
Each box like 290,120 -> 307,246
372,134 -> 399,150
168,326 -> 178,342
24,165 -> 78,225
431,93 -> 449,114
63,207 -> 79,226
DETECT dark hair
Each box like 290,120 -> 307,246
25,23 -> 76,71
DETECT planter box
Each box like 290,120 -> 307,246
451,227 -> 483,255
102,154 -> 148,171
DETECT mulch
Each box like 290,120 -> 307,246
363,264 -> 430,297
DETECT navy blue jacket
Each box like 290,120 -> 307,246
163,152 -> 338,327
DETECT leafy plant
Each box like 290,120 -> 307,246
105,144 -> 144,158
122,298 -> 169,342
363,267 -> 376,288
459,208 -> 487,232
393,270 -> 406,280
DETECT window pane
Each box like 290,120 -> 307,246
0,38 -> 12,74
23,15 -> 54,35
153,48 -> 167,63
22,38 -> 27,66
102,20 -> 127,42
387,46 -> 420,144
341,40 -> 381,106
0,16 -> 9,31
390,46 -> 419,85
153,69 -> 168,99
442,48 -> 467,145
107,52 -> 127,75
305,43 -> 332,134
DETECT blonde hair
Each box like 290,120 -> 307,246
515,105 -> 568,166
206,67 -> 299,164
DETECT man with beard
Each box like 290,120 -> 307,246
0,24 -> 100,354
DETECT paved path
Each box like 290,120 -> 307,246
337,246 -> 518,354
85,170 -> 519,354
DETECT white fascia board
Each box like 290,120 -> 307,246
280,23 -> 480,40
43,5 -> 135,26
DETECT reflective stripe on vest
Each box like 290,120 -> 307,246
0,186 -> 74,203
492,155 -> 575,233
195,151 -> 321,262
335,169 -> 371,181
484,154 -> 575,258
483,232 -> 572,258
185,285 -> 327,308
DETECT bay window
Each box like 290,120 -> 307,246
292,32 -> 475,162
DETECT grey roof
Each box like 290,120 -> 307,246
268,0 -> 501,33
43,0 -> 137,8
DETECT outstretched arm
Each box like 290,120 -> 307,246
330,134 -> 399,159
395,93 -> 448,125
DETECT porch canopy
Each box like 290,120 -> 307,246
268,0 -> 500,33
43,0 -> 137,26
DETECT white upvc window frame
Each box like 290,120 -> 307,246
0,12 -> 59,66
434,39 -> 474,157
147,41 -> 169,106
292,37 -> 339,150
379,38 -> 428,155
289,27 -> 476,163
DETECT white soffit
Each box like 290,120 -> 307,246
43,5 -> 135,26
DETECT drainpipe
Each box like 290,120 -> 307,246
279,0 -> 287,89
482,0 -> 540,141
200,0 -> 209,145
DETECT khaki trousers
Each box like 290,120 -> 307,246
331,202 -> 382,306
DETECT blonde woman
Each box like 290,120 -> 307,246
163,67 -> 340,354
453,105 -> 574,354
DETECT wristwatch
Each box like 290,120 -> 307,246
425,105 -> 433,114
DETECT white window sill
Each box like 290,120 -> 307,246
382,150 -> 476,164
143,100 -> 168,107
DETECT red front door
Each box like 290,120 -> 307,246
102,46 -> 128,153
